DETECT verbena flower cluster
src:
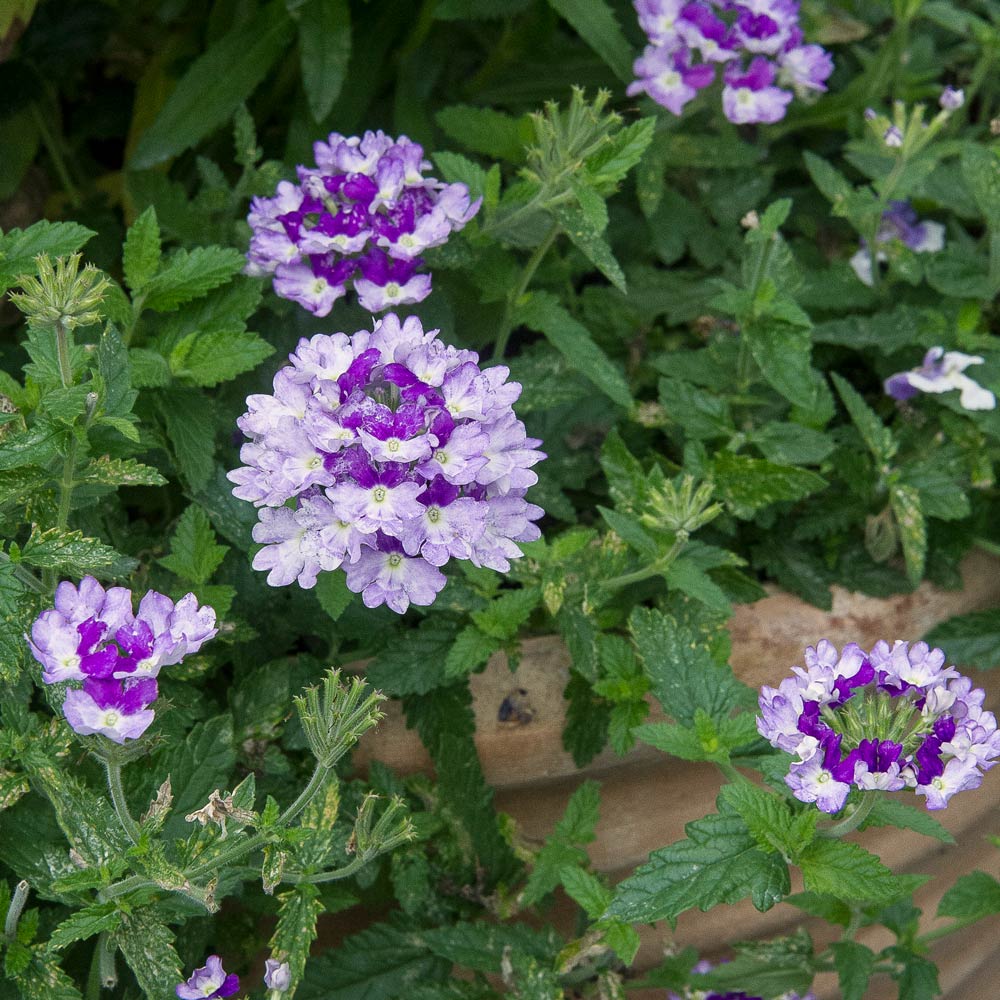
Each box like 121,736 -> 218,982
176,956 -> 239,999
228,313 -> 545,613
668,960 -> 815,1000
848,199 -> 945,286
245,131 -> 481,316
886,347 -> 997,412
758,640 -> 1000,812
28,577 -> 216,744
628,0 -> 833,123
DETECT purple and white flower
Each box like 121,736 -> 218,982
758,640 -> 1000,812
246,132 -> 480,317
229,313 -> 545,613
849,199 -> 946,286
264,959 -> 291,993
940,85 -> 965,110
629,0 -> 831,124
176,956 -> 239,1000
885,347 -> 996,412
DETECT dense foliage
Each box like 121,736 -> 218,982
3,1 -> 1000,998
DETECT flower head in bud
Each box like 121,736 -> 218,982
8,254 -> 110,329
642,474 -> 722,537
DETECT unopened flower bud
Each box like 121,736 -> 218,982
883,125 -> 904,148
8,254 -> 110,330
939,86 -> 965,111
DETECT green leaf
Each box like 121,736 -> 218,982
298,917 -> 451,1000
717,782 -> 818,861
366,620 -> 456,696
79,456 -> 166,487
20,527 -> 135,576
314,571 -> 354,621
797,839 -> 912,903
562,669 -> 611,766
830,372 -> 897,463
744,322 -> 821,410
122,206 -> 162,293
516,291 -> 631,408
113,911 -> 183,1000
752,422 -> 834,465
97,325 -> 137,419
436,105 -> 532,163
605,809 -> 789,924
711,452 -> 827,518
298,0 -> 351,123
696,931 -> 815,998
555,779 -> 601,843
829,941 -> 876,1000
546,0 -> 633,82
560,866 -> 611,917
804,151 -> 854,208
888,947 -> 940,1000
48,902 -> 120,950
169,327 -> 274,386
433,151 -> 490,201
270,884 -> 325,999
0,424 -> 62,472
664,556 -> 731,614
143,247 -> 246,312
10,951 -> 84,1000
890,483 -> 926,585
629,606 -> 753,725
659,376 -> 733,440
422,922 -> 557,974
470,586 -> 539,640
130,3 -> 294,168
129,347 -> 171,388
924,609 -> 1000,670
0,221 -> 95,293
937,870 -> 1000,921
583,117 -> 656,191
444,626 -> 501,680
159,504 -> 229,585
549,202 -> 626,292
159,389 -> 216,489
961,144 -> 1000,231
862,797 -> 955,843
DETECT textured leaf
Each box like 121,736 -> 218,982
889,947 -> 940,1000
436,105 -> 532,163
546,0 -> 632,82
122,206 -> 162,293
717,782 -> 818,861
711,452 -> 827,518
925,609 -> 1000,670
516,291 -> 631,408
830,372 -> 896,463
470,586 -> 539,640
890,483 -> 926,585
862,797 -> 955,843
366,620 -> 457,696
659,376 -> 733,440
97,325 -> 137,419
20,527 -> 135,576
797,839 -> 912,903
697,931 -> 815,998
143,247 -> 246,312
830,941 -> 876,1000
130,3 -> 294,168
0,221 -> 95,292
606,809 -> 789,923
744,321 -> 820,409
160,389 -> 216,489
169,328 -> 274,386
80,457 -> 166,487
444,626 -> 501,680
48,902 -> 120,950
560,866 -> 611,917
549,202 -> 626,291
422,922 -> 556,973
314,571 -> 354,622
937,870 -> 1000,921
299,0 -> 352,123
159,504 -> 229,584
12,951 -> 84,1000
961,144 -> 1000,230
584,117 -> 656,190
114,910 -> 183,1000
269,884 -> 325,999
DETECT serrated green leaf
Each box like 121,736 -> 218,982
924,609 -> 1000,670
888,947 -> 940,1000
79,456 -> 166,487
143,247 -> 246,312
697,930 -> 815,998
366,620 -> 457,696
804,151 -> 854,208
516,291 -> 631,408
48,901 -> 120,950
961,144 -> 1000,231
605,809 -> 789,924
664,556 -> 732,614
937,870 -> 1000,921
711,452 -> 827,518
422,922 -> 557,973
797,838 -> 911,903
0,221 -> 95,293
436,105 -> 532,163
718,782 -> 818,861
159,389 -> 215,489
433,151 -> 490,200
20,526 -> 135,576
584,117 -> 656,190
890,483 -> 926,585
169,327 -> 274,386
269,884 -> 324,999
130,3 -> 294,169
299,0 -> 351,123
546,0 -> 633,82
39,385 -> 90,425
97,325 -> 137,419
444,626 -> 501,680
829,940 -> 876,1000
659,376 -> 734,440
0,424 -> 62,472
830,372 -> 897,463
0,467 -> 51,506
128,348 -> 171,388
862,797 -> 955,843
549,202 -> 626,292
744,321 -> 821,410
314,571 -> 354,622
122,206 -> 161,293
470,586 -> 539,640
159,504 -> 229,585
560,866 -> 611,918
114,910 -> 183,1000
562,669 -> 610,766
12,950 -> 84,1000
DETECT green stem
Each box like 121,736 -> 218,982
974,537 -> 1000,558
917,913 -> 987,945
715,759 -> 752,786
104,760 -> 141,845
279,763 -> 331,827
122,293 -> 146,347
492,222 -> 560,362
55,319 -> 73,389
822,790 -> 879,838
97,932 -> 117,989
599,536 -> 687,594
29,103 -> 82,209
281,854 -> 369,885
4,880 -> 29,939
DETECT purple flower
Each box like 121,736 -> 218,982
629,0 -> 830,122
176,956 -> 239,1000
758,640 -> 1000,812
245,131 -> 480,317
884,124 -> 904,147
229,313 -> 545,613
722,57 -> 793,124
940,85 -> 965,110
27,577 -> 216,743
849,200 -> 946,286
264,959 -> 291,992
884,347 -> 996,411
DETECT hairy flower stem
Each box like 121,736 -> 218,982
4,880 -> 30,939
598,536 -> 687,593
0,551 -> 47,594
492,222 -> 560,362
103,760 -> 141,844
280,762 -> 332,827
821,790 -> 879,838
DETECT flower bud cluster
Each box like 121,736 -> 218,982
28,577 -> 217,744
228,313 -> 544,613
628,0 -> 833,124
245,131 -> 480,316
758,640 -> 1000,812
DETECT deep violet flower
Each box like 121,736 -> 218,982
27,577 -> 216,744
757,640 -> 1000,812
228,313 -> 544,613
176,956 -> 239,1000
246,131 -> 480,316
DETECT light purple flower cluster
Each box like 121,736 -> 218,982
228,313 -> 544,614
849,199 -> 945,286
28,577 -> 217,744
176,956 -> 239,999
668,960 -> 815,1000
245,131 -> 481,316
627,0 -> 833,123
758,640 -> 1000,812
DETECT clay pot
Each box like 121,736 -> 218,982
352,549 -> 1000,999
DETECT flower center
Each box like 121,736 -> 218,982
386,438 -> 401,453
737,88 -> 753,105
385,282 -> 400,297
372,486 -> 387,503
427,506 -> 441,523
659,70 -> 682,90
387,553 -> 403,568
312,278 -> 329,293
103,711 -> 120,727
